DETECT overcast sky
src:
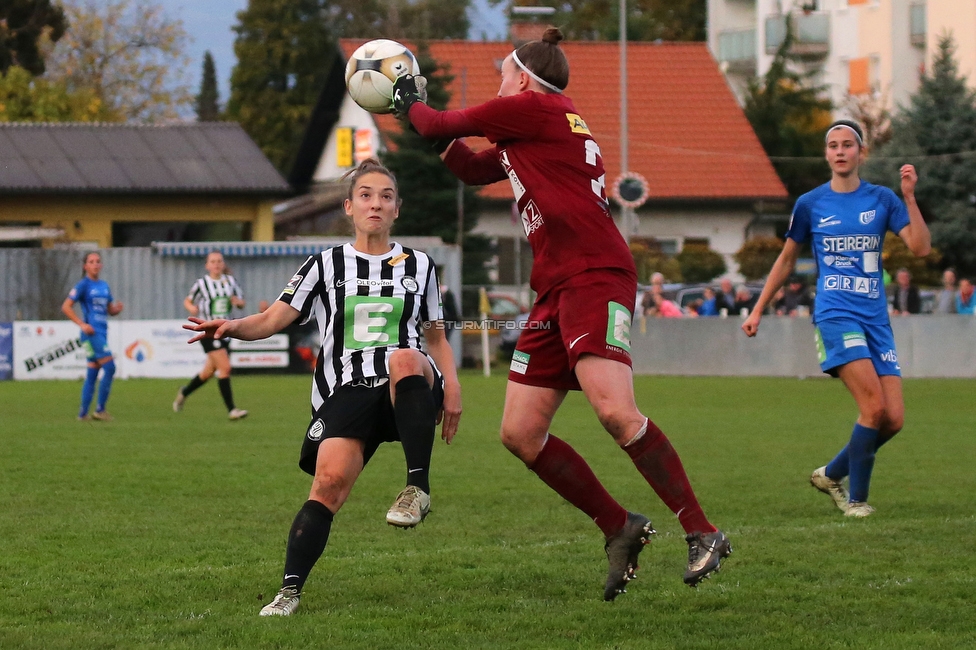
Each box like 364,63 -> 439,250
152,0 -> 507,109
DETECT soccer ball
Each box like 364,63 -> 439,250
345,39 -> 420,114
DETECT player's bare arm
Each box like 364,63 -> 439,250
183,296 -> 199,317
61,298 -> 95,335
742,238 -> 802,337
897,164 -> 932,257
185,300 -> 299,343
423,321 -> 462,444
108,302 -> 124,316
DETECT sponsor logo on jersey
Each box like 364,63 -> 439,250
566,113 -> 591,135
880,349 -> 899,364
818,215 -> 841,227
510,350 -> 530,374
388,252 -> 410,266
605,302 -> 632,352
822,275 -> 880,298
282,273 -> 303,295
822,255 -> 856,268
307,419 -> 324,441
499,149 -> 526,201
821,235 -> 881,253
520,200 -> 545,236
401,276 -> 419,293
842,332 -> 868,349
859,210 -> 876,225
336,278 -> 395,288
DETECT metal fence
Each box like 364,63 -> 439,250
0,240 -> 462,322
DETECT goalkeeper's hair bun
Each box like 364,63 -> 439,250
542,28 -> 564,45
515,27 -> 569,92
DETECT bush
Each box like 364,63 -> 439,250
882,233 -> 942,286
630,240 -> 682,283
735,236 -> 783,280
675,244 -> 727,283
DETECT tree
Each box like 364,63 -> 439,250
495,0 -> 705,41
196,51 -> 220,121
325,0 -> 471,40
742,16 -> 833,200
882,233 -> 941,287
381,46 -> 486,283
0,0 -> 67,76
675,243 -> 726,283
226,0 -> 337,173
865,34 -> 976,276
734,236 -> 783,281
43,0 -> 193,122
630,239 -> 682,283
0,65 -> 116,122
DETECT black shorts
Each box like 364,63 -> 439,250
201,337 -> 231,354
299,371 -> 445,476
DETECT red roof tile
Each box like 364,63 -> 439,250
340,39 -> 787,202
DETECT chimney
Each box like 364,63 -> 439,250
509,21 -> 545,48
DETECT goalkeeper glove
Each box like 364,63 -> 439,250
392,74 -> 428,116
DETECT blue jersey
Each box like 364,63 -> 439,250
68,277 -> 114,335
787,181 -> 909,325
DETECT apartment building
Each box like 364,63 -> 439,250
708,0 -> 976,115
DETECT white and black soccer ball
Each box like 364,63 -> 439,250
345,39 -> 420,114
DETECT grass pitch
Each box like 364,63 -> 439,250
1,373 -> 974,649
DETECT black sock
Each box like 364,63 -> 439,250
282,500 -> 334,593
182,374 -> 207,397
394,375 -> 436,494
217,377 -> 235,410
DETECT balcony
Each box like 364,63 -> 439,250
718,28 -> 756,71
765,12 -> 830,58
910,3 -> 926,48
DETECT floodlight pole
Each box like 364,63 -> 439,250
620,0 -> 633,245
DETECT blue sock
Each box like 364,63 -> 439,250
80,365 -> 99,417
824,433 -> 894,480
848,423 -> 879,503
96,360 -> 116,412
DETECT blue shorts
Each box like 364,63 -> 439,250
81,332 -> 112,362
814,318 -> 900,377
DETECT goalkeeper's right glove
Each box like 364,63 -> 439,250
392,74 -> 428,116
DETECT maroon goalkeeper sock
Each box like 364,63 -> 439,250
625,419 -> 717,535
529,434 -> 628,538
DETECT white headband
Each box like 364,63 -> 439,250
825,124 -> 863,146
511,50 -> 563,94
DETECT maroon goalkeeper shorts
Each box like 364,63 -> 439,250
508,268 -> 635,391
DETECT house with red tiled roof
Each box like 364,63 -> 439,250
286,35 -> 787,281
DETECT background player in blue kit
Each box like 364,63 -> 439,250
742,120 -> 931,518
61,252 -> 124,421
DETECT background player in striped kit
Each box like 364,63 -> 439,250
62,251 -> 123,421
173,251 -> 248,420
742,120 -> 931,517
184,159 -> 461,616
394,28 -> 730,597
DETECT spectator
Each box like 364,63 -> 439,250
733,284 -> 757,316
935,268 -> 957,314
957,278 -> 975,315
698,287 -> 719,316
890,268 -> 921,315
652,292 -> 683,318
715,277 -> 736,315
774,276 -> 814,316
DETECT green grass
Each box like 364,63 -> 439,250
1,373 -> 974,649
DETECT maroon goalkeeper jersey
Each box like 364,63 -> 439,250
414,91 -> 636,298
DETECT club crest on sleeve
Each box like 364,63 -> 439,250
282,274 -> 303,295
401,276 -> 419,293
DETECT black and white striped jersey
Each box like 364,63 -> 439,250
277,242 -> 443,409
186,274 -> 243,320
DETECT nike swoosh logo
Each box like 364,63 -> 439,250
284,574 -> 300,580
569,333 -> 589,349
819,215 -> 838,224
335,279 -> 353,287
408,468 -> 422,473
